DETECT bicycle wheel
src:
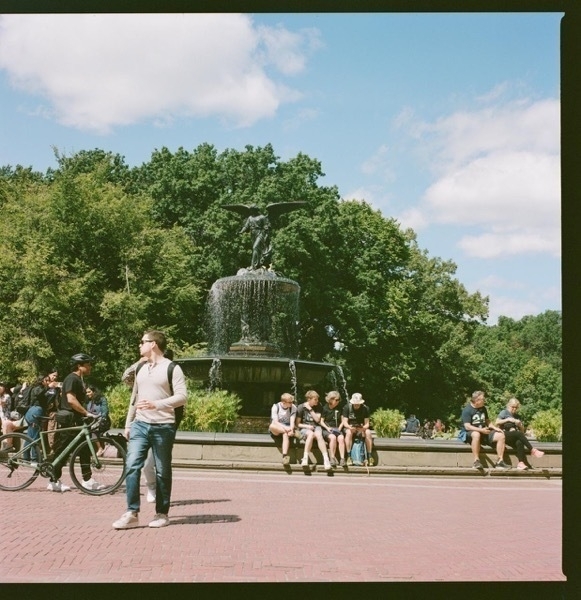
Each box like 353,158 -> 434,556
0,433 -> 40,491
69,436 -> 127,496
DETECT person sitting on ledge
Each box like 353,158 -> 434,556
495,397 -> 544,470
268,393 -> 298,465
342,393 -> 374,466
320,391 -> 346,467
458,391 -> 509,470
296,390 -> 332,470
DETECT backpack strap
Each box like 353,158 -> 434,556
167,361 -> 175,395
133,360 -> 175,394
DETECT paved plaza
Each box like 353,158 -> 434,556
0,467 -> 565,586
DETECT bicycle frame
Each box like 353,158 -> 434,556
14,419 -> 100,471
42,422 -> 99,469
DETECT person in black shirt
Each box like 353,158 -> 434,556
320,391 -> 346,467
49,353 -> 100,492
495,397 -> 545,470
459,391 -> 508,470
296,390 -> 332,470
342,393 -> 374,466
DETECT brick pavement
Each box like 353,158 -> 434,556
0,468 -> 564,583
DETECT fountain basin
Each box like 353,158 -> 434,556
176,356 -> 336,386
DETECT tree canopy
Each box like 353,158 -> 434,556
0,144 -> 560,423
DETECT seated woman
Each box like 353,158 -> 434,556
320,391 -> 346,467
268,393 -> 298,465
495,398 -> 545,470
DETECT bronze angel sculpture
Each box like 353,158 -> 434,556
223,202 -> 307,270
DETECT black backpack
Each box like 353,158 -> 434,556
15,386 -> 34,415
134,361 -> 183,428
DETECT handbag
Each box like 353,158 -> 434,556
12,415 -> 28,429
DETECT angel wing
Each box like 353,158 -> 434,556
222,204 -> 256,217
265,201 -> 308,222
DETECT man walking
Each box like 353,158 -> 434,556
113,330 -> 187,529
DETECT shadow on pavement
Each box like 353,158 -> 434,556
170,498 -> 231,507
170,514 -> 241,525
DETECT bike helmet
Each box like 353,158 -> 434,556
70,353 -> 95,366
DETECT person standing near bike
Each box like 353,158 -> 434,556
49,353 -> 100,493
113,330 -> 187,529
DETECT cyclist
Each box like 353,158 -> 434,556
48,353 -> 101,493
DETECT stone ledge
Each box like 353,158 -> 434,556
112,429 -> 561,476
169,459 -> 561,478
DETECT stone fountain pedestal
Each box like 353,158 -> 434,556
177,268 -> 346,415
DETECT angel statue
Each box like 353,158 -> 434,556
223,201 -> 307,270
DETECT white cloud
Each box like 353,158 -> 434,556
396,207 -> 429,231
343,186 -> 378,204
0,14 -> 316,133
486,295 -> 541,325
282,107 -> 319,131
458,229 -> 559,258
473,275 -> 525,291
395,91 -> 560,259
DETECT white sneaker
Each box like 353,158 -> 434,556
323,460 -> 332,471
301,456 -> 309,466
82,478 -> 106,491
146,486 -> 156,503
112,511 -> 139,529
47,481 -> 71,493
148,513 -> 170,528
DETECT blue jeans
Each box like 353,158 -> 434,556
23,405 -> 44,461
125,421 -> 175,515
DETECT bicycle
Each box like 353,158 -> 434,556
0,415 -> 127,495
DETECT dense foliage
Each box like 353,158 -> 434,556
0,145 -> 561,425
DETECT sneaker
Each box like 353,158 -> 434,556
495,460 -> 510,470
47,480 -> 71,493
368,457 -> 375,466
330,457 -> 338,468
346,457 -> 353,466
339,458 -> 346,467
517,462 -> 528,470
149,513 -> 170,528
323,459 -> 332,471
82,478 -> 105,490
82,478 -> 106,491
472,460 -> 484,470
300,456 -> 309,467
531,448 -> 545,458
146,486 -> 156,503
113,511 -> 139,530
282,455 -> 290,466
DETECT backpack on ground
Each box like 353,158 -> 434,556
134,361 -> 183,428
350,437 -> 366,466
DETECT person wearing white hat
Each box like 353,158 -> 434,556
342,393 -> 374,466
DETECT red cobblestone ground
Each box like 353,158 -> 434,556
0,468 -> 564,585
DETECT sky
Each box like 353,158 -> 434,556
0,12 -> 562,325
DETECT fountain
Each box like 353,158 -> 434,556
176,202 -> 343,415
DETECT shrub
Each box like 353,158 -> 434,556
103,382 -> 242,432
530,409 -> 562,442
106,383 -> 132,428
181,387 -> 242,432
371,408 -> 405,438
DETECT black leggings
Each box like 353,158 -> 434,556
504,429 -> 533,462
51,427 -> 92,482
